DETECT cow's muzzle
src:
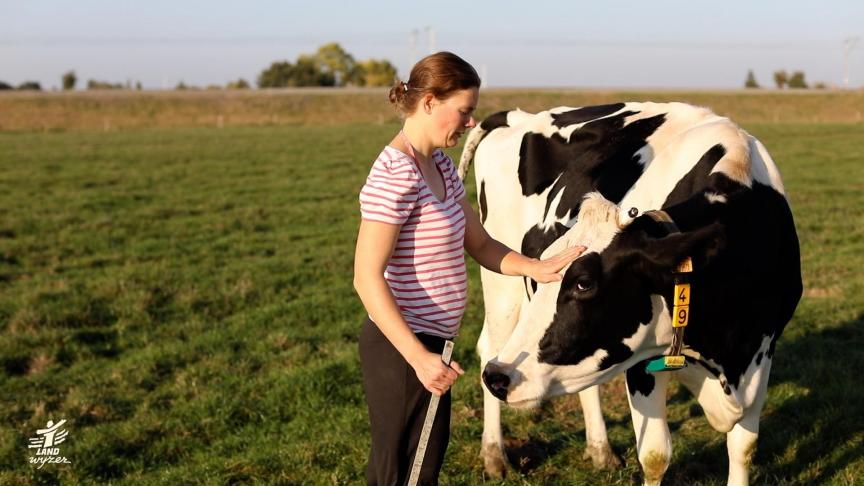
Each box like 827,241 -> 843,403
482,363 -> 511,401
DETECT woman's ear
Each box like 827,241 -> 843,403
422,94 -> 435,114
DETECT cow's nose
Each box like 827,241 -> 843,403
482,363 -> 511,401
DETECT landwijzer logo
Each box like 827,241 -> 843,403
28,419 -> 72,469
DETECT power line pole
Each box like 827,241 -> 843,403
425,26 -> 435,54
843,37 -> 859,88
408,29 -> 419,78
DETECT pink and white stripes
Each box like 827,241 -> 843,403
359,147 -> 467,339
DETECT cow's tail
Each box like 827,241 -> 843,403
457,125 -> 488,181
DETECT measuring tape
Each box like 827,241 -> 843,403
407,340 -> 454,486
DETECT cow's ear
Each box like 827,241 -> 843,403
637,222 -> 726,273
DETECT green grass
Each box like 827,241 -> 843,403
0,120 -> 862,484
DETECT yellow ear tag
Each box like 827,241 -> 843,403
672,304 -> 690,328
674,283 -> 691,306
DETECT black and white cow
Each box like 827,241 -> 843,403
458,102 -> 802,485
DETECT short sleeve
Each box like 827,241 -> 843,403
439,153 -> 466,201
359,154 -> 421,225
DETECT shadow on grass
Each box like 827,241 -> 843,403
495,315 -> 864,483
504,436 -> 568,474
498,395 -> 632,476
666,314 -> 864,483
757,315 -> 864,482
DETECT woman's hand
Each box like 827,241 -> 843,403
523,245 -> 587,283
410,350 -> 465,396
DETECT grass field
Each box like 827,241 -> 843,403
2,88 -> 863,131
0,92 -> 863,484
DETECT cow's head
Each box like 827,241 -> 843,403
483,192 -> 724,407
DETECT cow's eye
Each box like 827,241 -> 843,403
575,279 -> 594,292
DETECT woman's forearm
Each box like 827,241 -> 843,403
463,212 -> 585,284
470,237 -> 535,277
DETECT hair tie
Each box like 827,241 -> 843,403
403,82 -> 408,92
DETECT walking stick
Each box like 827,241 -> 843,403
407,340 -> 454,486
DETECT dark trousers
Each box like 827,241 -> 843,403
359,318 -> 451,486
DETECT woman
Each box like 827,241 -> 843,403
353,51 -> 584,485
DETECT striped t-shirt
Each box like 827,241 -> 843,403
359,146 -> 467,339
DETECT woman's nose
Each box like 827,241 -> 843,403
466,116 -> 477,128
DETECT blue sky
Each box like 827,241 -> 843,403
2,0 -> 862,89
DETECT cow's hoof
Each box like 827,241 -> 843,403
481,443 -> 508,478
583,442 -> 623,470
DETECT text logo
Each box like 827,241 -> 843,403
28,419 -> 72,469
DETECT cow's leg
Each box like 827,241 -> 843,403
725,411 -> 759,486
725,359 -> 772,486
677,363 -> 744,434
579,385 -> 622,469
477,320 -> 508,478
481,384 -> 507,477
476,267 -> 527,478
626,367 -> 672,486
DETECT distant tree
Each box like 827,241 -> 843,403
773,70 -> 788,89
258,44 -> 396,88
226,78 -> 250,89
87,79 -> 123,90
257,56 -> 336,87
135,81 -> 142,90
258,61 -> 294,88
354,59 -> 398,87
17,81 -> 42,90
314,42 -> 356,86
744,69 -> 760,89
294,55 -> 335,86
813,81 -> 827,89
62,71 -> 77,90
175,81 -> 190,90
344,65 -> 366,86
0,81 -> 12,90
788,71 -> 808,89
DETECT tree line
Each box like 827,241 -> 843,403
256,43 -> 396,88
0,49 -> 840,92
744,69 -> 828,89
0,43 -> 396,92
0,74 -> 148,92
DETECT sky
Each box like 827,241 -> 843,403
2,0 -> 862,90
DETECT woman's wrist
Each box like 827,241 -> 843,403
519,255 -> 540,278
502,250 -> 537,278
401,337 -> 430,368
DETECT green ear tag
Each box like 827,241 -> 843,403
645,356 -> 687,373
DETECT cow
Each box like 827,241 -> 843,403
457,102 -> 802,485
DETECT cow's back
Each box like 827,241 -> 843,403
469,102 -> 732,262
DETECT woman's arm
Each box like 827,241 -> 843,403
458,198 -> 585,282
353,219 -> 464,396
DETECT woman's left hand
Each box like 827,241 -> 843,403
523,245 -> 586,283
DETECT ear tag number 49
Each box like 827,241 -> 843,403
673,283 -> 690,328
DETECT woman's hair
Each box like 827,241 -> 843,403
389,51 -> 481,115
